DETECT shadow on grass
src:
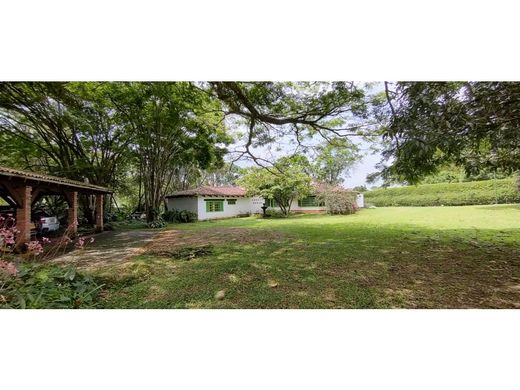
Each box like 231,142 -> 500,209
96,222 -> 520,309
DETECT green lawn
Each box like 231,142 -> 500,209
97,205 -> 520,308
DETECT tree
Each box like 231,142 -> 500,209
207,82 -> 378,165
378,82 -> 520,184
0,82 -> 232,223
0,82 -> 133,188
107,82 -> 230,222
352,185 -> 367,192
198,163 -> 244,187
0,82 -> 135,222
418,164 -> 511,184
313,138 -> 361,185
238,155 -> 312,216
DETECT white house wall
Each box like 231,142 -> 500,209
356,193 -> 364,208
196,196 -> 253,220
168,192 -> 364,221
166,197 -> 198,214
250,196 -> 265,214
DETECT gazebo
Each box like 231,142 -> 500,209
0,166 -> 111,248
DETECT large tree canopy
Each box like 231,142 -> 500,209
0,82 -> 230,221
0,82 -> 133,188
312,138 -> 362,185
378,82 -> 520,184
108,82 -> 229,221
208,82 -> 378,165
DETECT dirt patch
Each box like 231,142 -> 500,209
50,230 -> 160,270
148,227 -> 289,253
147,245 -> 214,260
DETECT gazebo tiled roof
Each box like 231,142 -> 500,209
0,166 -> 111,194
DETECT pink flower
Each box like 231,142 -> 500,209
0,227 -> 16,245
0,260 -> 17,277
26,240 -> 44,256
75,237 -> 86,249
42,237 -> 51,244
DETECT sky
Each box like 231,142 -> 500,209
228,133 -> 383,188
344,141 -> 382,188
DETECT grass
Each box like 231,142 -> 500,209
94,205 -> 520,308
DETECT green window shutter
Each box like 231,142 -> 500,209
298,196 -> 318,207
227,199 -> 237,205
206,200 -> 224,212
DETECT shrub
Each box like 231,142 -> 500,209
316,190 -> 358,215
365,178 -> 520,207
0,263 -> 103,309
162,209 -> 197,223
162,210 -> 177,222
264,208 -> 288,218
147,220 -> 166,229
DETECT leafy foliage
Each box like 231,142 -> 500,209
264,208 -> 289,218
0,263 -> 103,309
162,209 -> 198,223
238,155 -> 312,216
0,82 -> 133,189
313,139 -> 362,185
146,220 -> 167,229
365,178 -> 520,207
209,82 -> 378,163
316,190 -> 358,215
379,82 -> 520,184
107,82 -> 230,222
352,185 -> 368,193
0,82 -> 231,223
409,164 -> 513,185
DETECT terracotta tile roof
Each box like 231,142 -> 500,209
0,165 -> 111,193
166,186 -> 247,198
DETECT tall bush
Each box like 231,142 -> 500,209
316,190 -> 358,215
365,178 -> 520,207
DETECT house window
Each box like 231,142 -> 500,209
298,196 -> 322,207
265,199 -> 279,207
205,199 -> 224,212
227,199 -> 237,205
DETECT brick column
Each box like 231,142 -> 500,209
65,191 -> 78,237
14,186 -> 32,248
95,194 -> 104,233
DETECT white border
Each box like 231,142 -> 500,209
1,1 -> 520,81
1,1 -> 520,388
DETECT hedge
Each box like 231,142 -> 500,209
364,178 -> 520,207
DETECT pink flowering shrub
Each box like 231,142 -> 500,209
0,259 -> 17,277
26,240 -> 44,256
75,237 -> 95,250
0,214 -> 18,248
0,214 -> 105,308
